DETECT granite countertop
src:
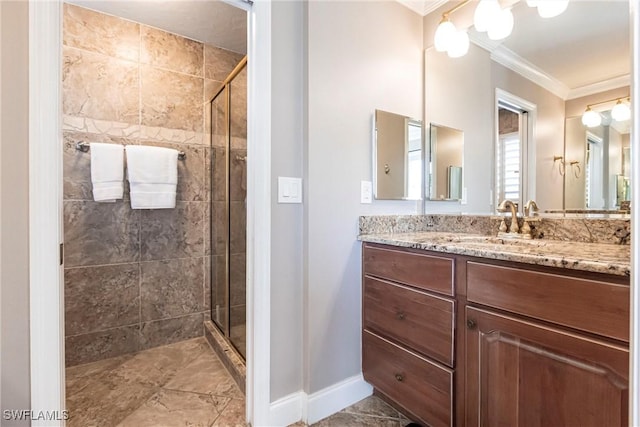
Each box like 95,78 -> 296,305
358,231 -> 630,277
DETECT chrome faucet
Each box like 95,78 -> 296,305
524,200 -> 539,217
497,199 -> 520,233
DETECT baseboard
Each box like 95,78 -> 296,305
306,374 -> 373,425
269,391 -> 305,426
267,375 -> 373,426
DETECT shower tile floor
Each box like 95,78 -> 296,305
66,337 -> 412,427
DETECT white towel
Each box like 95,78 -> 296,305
90,142 -> 124,202
125,145 -> 179,209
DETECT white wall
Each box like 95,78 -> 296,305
305,0 -> 423,394
270,0 -> 305,402
1,1 -> 31,425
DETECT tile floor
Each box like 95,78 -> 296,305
66,337 -> 413,427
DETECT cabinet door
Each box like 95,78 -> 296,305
465,306 -> 628,427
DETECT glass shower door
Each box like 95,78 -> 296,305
209,57 -> 247,359
228,65 -> 247,358
210,86 -> 229,336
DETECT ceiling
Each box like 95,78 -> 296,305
67,0 -> 248,54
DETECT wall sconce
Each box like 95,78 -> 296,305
581,96 -> 631,128
435,0 -> 568,59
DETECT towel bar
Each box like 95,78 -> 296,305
75,141 -> 186,160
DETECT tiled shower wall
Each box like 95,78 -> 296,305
62,3 -> 244,366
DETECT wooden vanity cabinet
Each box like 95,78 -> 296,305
465,261 -> 630,427
362,243 -> 456,427
464,306 -> 628,427
361,242 -> 630,427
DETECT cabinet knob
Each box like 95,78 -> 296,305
467,319 -> 477,330
396,312 -> 406,320
395,373 -> 404,382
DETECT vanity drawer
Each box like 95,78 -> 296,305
466,261 -> 629,342
363,330 -> 453,427
363,244 -> 454,296
364,276 -> 455,367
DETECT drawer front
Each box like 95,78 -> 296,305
363,331 -> 453,427
363,244 -> 454,296
467,261 -> 630,342
364,276 -> 455,367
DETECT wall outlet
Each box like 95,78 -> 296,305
361,181 -> 373,204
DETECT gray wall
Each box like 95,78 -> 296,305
270,0 -> 305,401
305,0 -> 423,394
1,1 -> 31,425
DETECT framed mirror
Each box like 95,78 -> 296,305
373,109 -> 423,200
428,123 -> 464,201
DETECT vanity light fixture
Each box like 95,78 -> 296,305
581,107 -> 602,128
526,0 -> 570,19
581,96 -> 631,128
474,0 -> 514,41
437,0 -> 568,59
611,98 -> 631,122
434,0 -> 471,57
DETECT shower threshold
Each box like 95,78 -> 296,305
204,320 -> 246,394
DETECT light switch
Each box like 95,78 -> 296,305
361,181 -> 372,204
278,177 -> 302,203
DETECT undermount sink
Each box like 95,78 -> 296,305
441,234 -> 549,247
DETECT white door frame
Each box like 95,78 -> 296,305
629,1 -> 639,424
28,1 -> 273,426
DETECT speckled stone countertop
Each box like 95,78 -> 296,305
358,215 -> 631,277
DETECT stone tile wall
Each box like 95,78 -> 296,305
62,3 -> 244,366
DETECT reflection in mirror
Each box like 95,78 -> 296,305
564,111 -> 630,211
428,124 -> 463,201
423,1 -> 630,214
373,110 -> 423,200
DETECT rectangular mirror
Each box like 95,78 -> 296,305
373,109 -> 423,200
428,123 -> 463,201
564,111 -> 630,211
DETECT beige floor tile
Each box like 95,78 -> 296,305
311,412 -> 404,427
164,350 -> 244,399
342,395 -> 405,419
116,389 -> 222,427
211,398 -> 246,427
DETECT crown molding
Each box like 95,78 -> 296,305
396,0 -> 449,16
395,0 -> 427,15
469,31 -> 570,100
423,0 -> 449,16
567,75 -> 631,100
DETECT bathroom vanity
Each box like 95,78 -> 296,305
359,217 -> 630,427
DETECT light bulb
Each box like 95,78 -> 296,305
474,0 -> 501,33
447,30 -> 470,58
434,19 -> 456,52
536,0 -> 569,18
582,109 -> 602,128
611,101 -> 631,122
488,8 -> 514,41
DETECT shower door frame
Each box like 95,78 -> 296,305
209,56 -> 248,357
27,1 -> 274,426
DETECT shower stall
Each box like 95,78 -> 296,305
210,56 -> 248,359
